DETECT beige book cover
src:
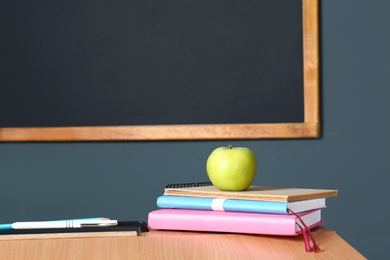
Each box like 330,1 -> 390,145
164,184 -> 338,202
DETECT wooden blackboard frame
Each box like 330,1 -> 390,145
0,0 -> 319,141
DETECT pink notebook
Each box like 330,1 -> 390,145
148,208 -> 323,236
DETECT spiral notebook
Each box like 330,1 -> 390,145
164,182 -> 338,202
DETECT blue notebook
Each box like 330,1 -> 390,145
157,195 -> 326,214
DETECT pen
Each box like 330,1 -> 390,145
1,220 -> 118,230
0,217 -> 111,231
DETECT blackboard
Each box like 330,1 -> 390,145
0,0 -> 320,141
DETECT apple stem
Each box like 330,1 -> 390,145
228,145 -> 232,149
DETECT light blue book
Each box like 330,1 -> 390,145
157,195 -> 326,214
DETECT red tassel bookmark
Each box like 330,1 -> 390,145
288,209 -> 321,253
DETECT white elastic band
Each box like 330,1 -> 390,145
211,199 -> 226,211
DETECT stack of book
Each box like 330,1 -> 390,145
148,182 -> 338,252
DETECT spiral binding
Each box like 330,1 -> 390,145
165,182 -> 213,189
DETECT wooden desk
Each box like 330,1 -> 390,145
0,227 -> 365,260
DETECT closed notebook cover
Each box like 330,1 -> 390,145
164,184 -> 338,202
156,195 -> 326,214
148,209 -> 323,236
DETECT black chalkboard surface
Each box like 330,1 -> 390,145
0,0 -> 320,141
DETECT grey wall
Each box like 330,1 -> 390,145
0,0 -> 389,258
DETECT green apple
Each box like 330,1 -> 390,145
206,145 -> 257,191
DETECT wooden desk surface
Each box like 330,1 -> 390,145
0,227 -> 365,260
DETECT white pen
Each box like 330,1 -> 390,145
11,220 -> 118,229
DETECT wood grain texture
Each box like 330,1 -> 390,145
303,0 -> 320,124
0,231 -> 137,241
0,122 -> 319,141
0,227 -> 365,260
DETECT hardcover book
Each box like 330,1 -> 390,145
156,195 -> 326,214
148,208 -> 323,236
